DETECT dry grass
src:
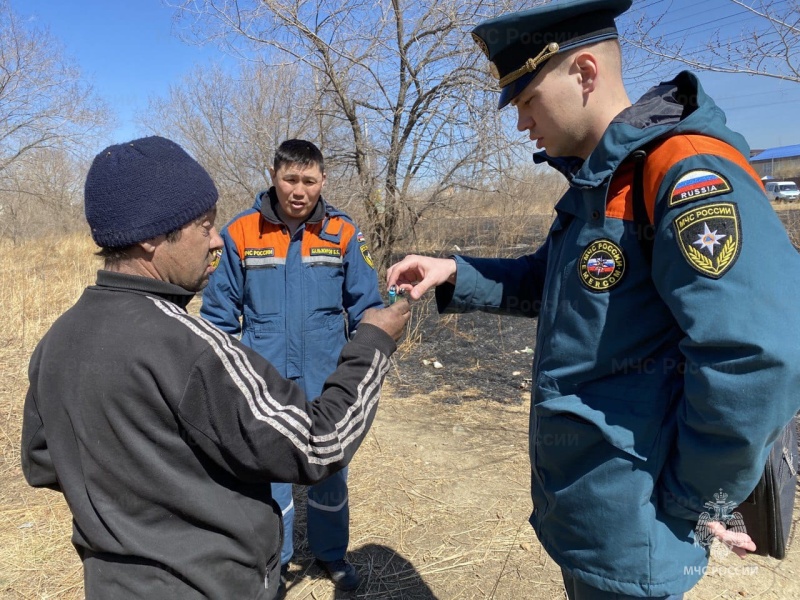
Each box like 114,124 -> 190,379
0,234 -> 97,599
3,206 -> 800,599
407,172 -> 564,258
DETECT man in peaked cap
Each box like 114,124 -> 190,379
389,0 -> 800,598
472,0 -> 629,110
21,136 -> 410,599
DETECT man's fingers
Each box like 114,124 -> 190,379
389,297 -> 411,315
408,283 -> 428,301
386,257 -> 420,288
707,521 -> 757,557
361,299 -> 412,341
387,255 -> 456,301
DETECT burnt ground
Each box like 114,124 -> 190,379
390,296 -> 538,406
389,205 -> 800,407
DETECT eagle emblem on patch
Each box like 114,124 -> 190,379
578,239 -> 626,292
360,244 -> 375,269
669,170 -> 732,207
672,202 -> 741,279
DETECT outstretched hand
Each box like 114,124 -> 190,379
361,299 -> 411,342
386,255 -> 457,301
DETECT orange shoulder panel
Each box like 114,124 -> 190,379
227,212 -> 289,260
338,219 -> 357,252
300,217 -> 356,256
606,135 -> 764,224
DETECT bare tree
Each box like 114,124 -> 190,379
0,0 -> 111,242
143,62 -> 337,222
0,147 -> 86,243
170,0 -> 523,271
623,0 -> 800,83
0,0 -> 111,176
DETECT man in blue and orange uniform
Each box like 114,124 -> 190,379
201,139 -> 382,592
388,0 -> 800,598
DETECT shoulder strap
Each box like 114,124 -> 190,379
631,134 -> 764,265
631,149 -> 653,264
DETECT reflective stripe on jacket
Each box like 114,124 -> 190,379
201,190 -> 383,398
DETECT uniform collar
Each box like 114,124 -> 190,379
535,71 -> 709,192
259,187 -> 327,226
94,270 -> 195,309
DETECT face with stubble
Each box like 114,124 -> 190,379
152,208 -> 224,292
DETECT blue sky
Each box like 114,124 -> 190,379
17,0 -> 222,144
13,0 -> 800,152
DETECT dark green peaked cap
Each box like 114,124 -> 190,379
472,0 -> 632,109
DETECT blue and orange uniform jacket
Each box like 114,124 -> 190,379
436,71 -> 800,596
201,189 -> 383,399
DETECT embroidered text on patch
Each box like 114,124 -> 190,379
310,247 -> 341,257
672,202 -> 741,279
578,239 -> 626,292
244,248 -> 275,257
670,170 -> 732,207
243,247 -> 282,269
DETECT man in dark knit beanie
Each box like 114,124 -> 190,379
21,136 -> 410,599
85,136 -> 218,249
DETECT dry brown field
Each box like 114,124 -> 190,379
2,204 -> 800,599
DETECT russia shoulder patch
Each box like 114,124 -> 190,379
672,202 -> 741,279
669,170 -> 732,207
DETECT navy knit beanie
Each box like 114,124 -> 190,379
84,136 -> 218,248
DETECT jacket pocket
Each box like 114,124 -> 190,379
305,264 -> 343,313
534,372 -> 672,462
243,310 -> 283,338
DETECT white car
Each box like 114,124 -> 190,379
765,181 -> 800,203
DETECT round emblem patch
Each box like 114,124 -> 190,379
578,239 -> 626,292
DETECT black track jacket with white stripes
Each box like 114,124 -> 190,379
21,270 -> 395,599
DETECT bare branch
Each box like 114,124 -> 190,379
622,0 -> 800,83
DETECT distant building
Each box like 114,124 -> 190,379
750,144 -> 800,181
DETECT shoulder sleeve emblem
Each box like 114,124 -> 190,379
360,244 -> 375,269
354,230 -> 375,269
672,202 -> 741,279
210,249 -> 222,270
669,170 -> 732,207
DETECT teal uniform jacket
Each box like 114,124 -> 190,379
436,72 -> 800,596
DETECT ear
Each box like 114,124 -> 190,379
268,166 -> 276,183
138,238 -> 160,255
321,171 -> 327,188
574,51 -> 599,93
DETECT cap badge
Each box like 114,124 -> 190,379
498,42 -> 560,87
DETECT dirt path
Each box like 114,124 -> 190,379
2,370 -> 799,599
2,239 -> 800,598
282,383 -> 566,600
279,380 -> 800,600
